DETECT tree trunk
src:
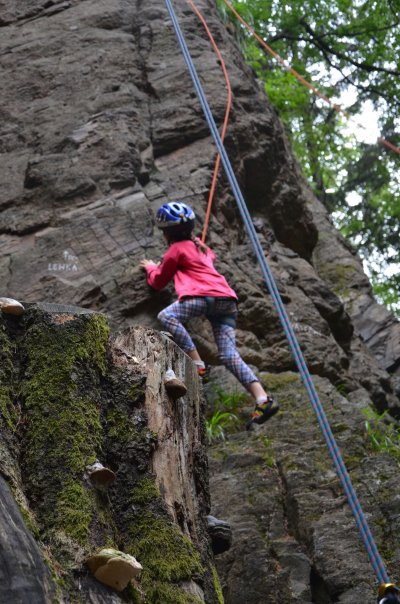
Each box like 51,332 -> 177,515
0,308 -> 221,604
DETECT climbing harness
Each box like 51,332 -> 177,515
220,0 -> 400,157
164,0 -> 399,596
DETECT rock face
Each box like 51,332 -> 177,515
0,308 -> 219,603
1,0 -> 399,602
208,370 -> 400,603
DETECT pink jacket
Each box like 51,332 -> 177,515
145,240 -> 237,300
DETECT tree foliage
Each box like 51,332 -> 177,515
216,0 -> 400,315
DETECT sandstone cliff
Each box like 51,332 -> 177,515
1,0 -> 399,602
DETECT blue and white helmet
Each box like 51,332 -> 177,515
156,202 -> 195,230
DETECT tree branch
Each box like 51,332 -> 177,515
299,18 -> 400,77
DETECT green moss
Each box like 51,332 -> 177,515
144,583 -> 203,604
343,453 -> 363,469
259,372 -> 300,392
106,407 -> 158,455
125,476 -> 205,603
21,314 -> 107,542
0,324 -> 18,431
332,422 -> 349,434
334,382 -> 350,397
107,408 -> 138,444
287,405 -> 314,421
0,386 -> 18,431
19,505 -> 41,540
24,395 -> 102,475
78,314 -> 110,376
55,480 -> 95,544
126,582 -> 143,604
261,436 -> 275,468
128,512 -> 203,583
131,478 -> 160,506
128,383 -> 146,401
211,565 -> 224,603
321,263 -> 358,301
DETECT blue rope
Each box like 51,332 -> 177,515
165,0 -> 390,585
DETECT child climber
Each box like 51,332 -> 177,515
140,201 -> 278,428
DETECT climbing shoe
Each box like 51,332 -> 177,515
197,365 -> 211,383
246,396 -> 279,429
378,584 -> 400,604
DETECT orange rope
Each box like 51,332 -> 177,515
186,0 -> 233,242
221,0 -> 400,157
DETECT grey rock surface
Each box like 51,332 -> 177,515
208,372 -> 399,603
0,475 -> 57,604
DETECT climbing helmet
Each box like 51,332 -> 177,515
156,202 -> 195,230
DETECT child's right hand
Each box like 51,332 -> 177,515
140,259 -> 158,270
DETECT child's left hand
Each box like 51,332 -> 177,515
140,259 -> 158,269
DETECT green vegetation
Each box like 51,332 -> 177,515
261,435 -> 275,468
216,0 -> 400,314
141,583 -> 203,604
128,512 -> 203,582
208,388 -> 249,415
127,476 -> 205,604
55,480 -> 95,544
1,311 -> 222,602
21,314 -> 109,543
131,477 -> 161,506
0,324 -> 19,431
211,565 -> 225,604
363,407 -> 400,462
206,410 -> 239,443
103,369 -> 209,603
205,388 -> 250,442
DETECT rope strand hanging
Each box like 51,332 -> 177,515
165,0 -> 393,591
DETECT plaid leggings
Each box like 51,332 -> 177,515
157,297 -> 258,386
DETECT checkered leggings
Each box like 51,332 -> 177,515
158,297 -> 258,386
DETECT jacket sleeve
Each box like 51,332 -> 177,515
145,247 -> 179,290
207,247 -> 216,262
